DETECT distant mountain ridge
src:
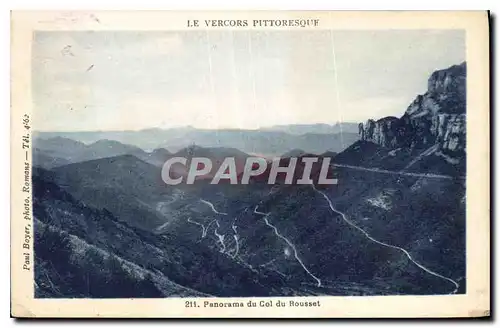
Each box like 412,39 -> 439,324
33,137 -> 171,169
34,125 -> 359,156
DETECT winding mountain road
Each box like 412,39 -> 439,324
187,217 -> 208,238
200,198 -> 238,255
200,199 -> 228,215
254,206 -> 322,288
311,184 -> 459,294
198,190 -> 459,294
214,220 -> 226,253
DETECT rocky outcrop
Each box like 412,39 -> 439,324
359,117 -> 401,148
360,62 -> 466,155
431,113 -> 466,152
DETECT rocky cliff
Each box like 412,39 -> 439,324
359,62 -> 466,155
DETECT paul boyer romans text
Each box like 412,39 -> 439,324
21,114 -> 32,272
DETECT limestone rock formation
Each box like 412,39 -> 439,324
360,62 -> 466,155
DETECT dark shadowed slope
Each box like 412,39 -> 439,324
33,168 -> 295,297
51,155 -> 171,230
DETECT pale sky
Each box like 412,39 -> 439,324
33,30 -> 465,131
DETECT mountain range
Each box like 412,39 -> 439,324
34,125 -> 359,156
33,62 -> 466,298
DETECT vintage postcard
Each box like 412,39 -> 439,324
11,11 -> 490,318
